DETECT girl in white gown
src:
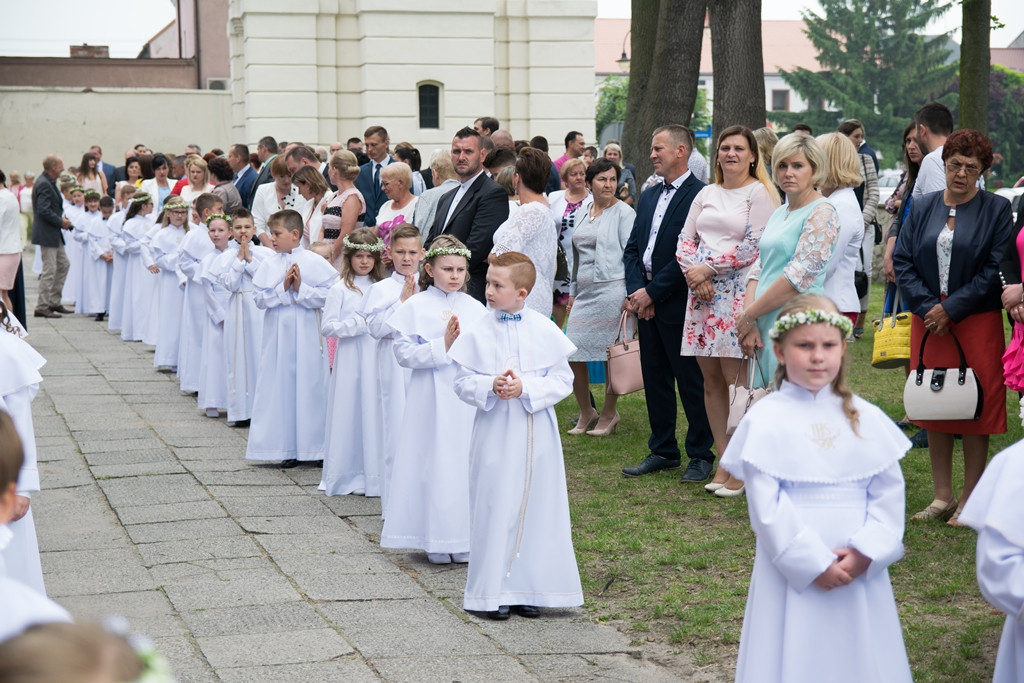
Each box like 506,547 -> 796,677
148,197 -> 190,370
197,215 -> 233,418
379,236 -> 487,564
319,229 -> 386,497
720,294 -> 912,683
118,194 -> 155,342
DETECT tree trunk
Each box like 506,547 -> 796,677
959,0 -> 990,134
708,0 -> 766,174
622,0 -> 707,182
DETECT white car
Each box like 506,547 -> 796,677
995,187 -> 1023,225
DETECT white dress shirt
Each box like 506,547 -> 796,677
642,171 -> 690,277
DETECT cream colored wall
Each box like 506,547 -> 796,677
0,87 -> 232,178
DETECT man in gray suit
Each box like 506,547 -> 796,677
31,155 -> 72,318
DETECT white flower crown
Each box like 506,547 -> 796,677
424,246 -> 471,260
769,309 -> 853,340
343,235 -> 385,253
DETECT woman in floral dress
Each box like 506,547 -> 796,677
677,125 -> 779,495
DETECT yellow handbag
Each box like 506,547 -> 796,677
872,287 -> 912,369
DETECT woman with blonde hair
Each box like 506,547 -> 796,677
179,156 -> 213,205
602,142 -> 636,204
292,165 -> 329,248
676,124 -> 780,493
816,132 -> 868,326
321,150 -> 366,269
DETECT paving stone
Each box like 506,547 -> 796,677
84,448 -> 176,466
71,427 -> 155,441
235,515 -> 354,536
32,416 -> 70,437
254,531 -> 377,556
317,493 -> 383,517
216,660 -> 378,683
136,536 -> 264,567
192,469 -> 296,487
282,467 -> 323,487
405,560 -> 471,596
125,518 -> 242,544
179,601 -> 328,638
57,590 -> 183,638
44,555 -> 155,598
274,551 -> 401,575
173,446 -> 249,462
204,484 -> 304,498
196,628 -> 354,669
318,599 -> 498,658
178,459 -> 253,472
348,514 -> 384,538
79,438 -> 163,454
473,613 -> 638,656
150,557 -> 272,584
218,496 -> 332,518
98,474 -> 209,506
38,458 -> 95,488
115,500 -> 228,525
35,435 -> 81,451
161,436 -> 245,449
151,636 -> 218,683
92,461 -> 189,478
370,655 -> 533,682
161,569 -> 302,610
273,553 -> 422,601
525,653 -> 685,682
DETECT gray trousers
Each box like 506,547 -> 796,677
36,244 -> 69,312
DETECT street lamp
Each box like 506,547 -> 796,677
616,30 -> 631,72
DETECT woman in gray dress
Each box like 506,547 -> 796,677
565,158 -> 637,436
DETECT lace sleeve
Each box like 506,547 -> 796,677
491,204 -> 547,256
782,203 -> 840,292
675,191 -> 704,271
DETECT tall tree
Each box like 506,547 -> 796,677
621,0 -> 706,182
958,0 -> 991,133
708,0 -> 767,152
777,0 -> 956,164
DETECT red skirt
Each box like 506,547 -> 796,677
909,310 -> 1006,435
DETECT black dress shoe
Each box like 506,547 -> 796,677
34,309 -> 61,318
279,458 -> 299,468
622,454 -> 681,477
487,605 -> 511,620
94,312 -> 106,322
512,605 -> 540,618
680,458 -> 714,483
50,305 -> 73,314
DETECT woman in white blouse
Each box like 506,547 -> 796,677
251,156 -> 309,239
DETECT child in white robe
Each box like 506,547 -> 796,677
213,208 -> 272,425
379,236 -> 487,564
720,294 -> 912,683
197,214 -> 234,418
140,219 -> 163,346
176,193 -> 221,394
450,252 -> 583,620
0,302 -> 48,595
61,184 -> 84,306
71,190 -> 106,316
148,197 -> 190,371
960,442 -> 1024,683
245,209 -> 337,466
0,411 -> 72,643
118,194 -> 156,342
358,224 -> 423,517
106,186 -> 136,332
319,229 -> 386,497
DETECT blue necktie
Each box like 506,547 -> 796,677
499,312 -> 522,322
373,163 -> 381,188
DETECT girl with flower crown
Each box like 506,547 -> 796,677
319,228 -> 386,497
379,235 -> 487,564
148,197 -> 190,372
118,193 -> 156,342
721,293 -> 912,683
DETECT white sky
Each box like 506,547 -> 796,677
0,0 -> 1021,57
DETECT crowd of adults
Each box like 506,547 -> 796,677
1,101 -> 1020,522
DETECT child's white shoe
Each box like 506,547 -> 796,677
427,553 -> 452,564
451,552 -> 470,563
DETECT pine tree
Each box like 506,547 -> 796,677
776,0 -> 957,164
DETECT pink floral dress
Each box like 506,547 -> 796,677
676,183 -> 776,358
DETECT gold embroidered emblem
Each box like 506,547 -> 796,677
808,423 -> 837,450
440,309 -> 454,321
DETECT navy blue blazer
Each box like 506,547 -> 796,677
248,154 -> 277,208
623,173 -> 706,325
894,189 -> 1013,322
233,166 -> 258,210
355,156 -> 394,227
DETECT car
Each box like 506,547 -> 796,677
878,169 -> 902,191
995,187 -> 1023,225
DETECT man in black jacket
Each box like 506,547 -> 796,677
31,155 -> 72,318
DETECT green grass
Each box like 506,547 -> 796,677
560,282 -> 1015,680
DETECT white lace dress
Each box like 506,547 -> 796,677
490,201 -> 556,317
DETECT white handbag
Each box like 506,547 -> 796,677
726,355 -> 771,435
903,330 -> 983,421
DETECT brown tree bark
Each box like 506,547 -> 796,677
708,0 -> 766,172
959,0 -> 990,134
622,0 -> 707,182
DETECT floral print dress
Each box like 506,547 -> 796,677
676,183 -> 776,358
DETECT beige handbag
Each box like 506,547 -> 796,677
606,311 -> 644,396
726,355 -> 771,435
903,330 -> 982,421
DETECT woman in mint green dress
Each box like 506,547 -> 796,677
736,134 -> 840,385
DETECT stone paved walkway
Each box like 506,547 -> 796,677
19,266 -> 690,681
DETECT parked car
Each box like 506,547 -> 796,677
996,187 -> 1023,225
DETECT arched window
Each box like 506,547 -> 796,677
418,83 -> 440,129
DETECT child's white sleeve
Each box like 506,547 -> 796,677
221,255 -> 247,291
453,363 -> 498,411
848,463 -> 906,579
745,468 -> 837,592
321,288 -> 367,339
975,527 -> 1024,620
518,357 -> 574,414
364,300 -> 401,340
253,282 -> 291,309
393,333 -> 448,370
203,280 -> 228,325
294,278 -> 330,309
154,245 -> 179,272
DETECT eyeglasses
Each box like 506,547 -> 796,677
945,160 -> 981,177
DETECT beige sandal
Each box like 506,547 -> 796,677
911,498 -> 958,522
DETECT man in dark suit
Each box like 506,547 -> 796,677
427,127 -> 509,303
355,126 -> 394,227
622,125 -> 714,481
109,148 -> 135,195
247,136 -> 279,207
228,144 -> 257,210
31,155 -> 73,318
90,145 -> 116,196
